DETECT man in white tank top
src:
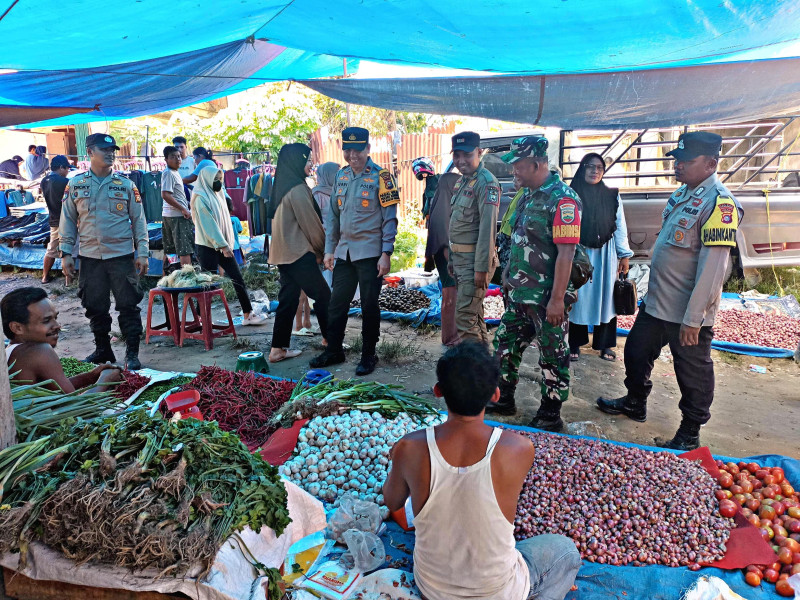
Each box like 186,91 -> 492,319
384,341 -> 581,600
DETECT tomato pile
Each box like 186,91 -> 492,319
715,460 -> 800,596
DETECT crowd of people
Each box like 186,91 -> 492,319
0,145 -> 49,181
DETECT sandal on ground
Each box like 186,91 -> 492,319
570,349 -> 581,361
269,349 -> 302,363
292,328 -> 314,336
600,349 -> 616,361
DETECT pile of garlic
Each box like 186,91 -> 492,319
280,410 -> 444,514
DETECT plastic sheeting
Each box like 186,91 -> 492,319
2,40 -> 349,129
303,56 -> 800,129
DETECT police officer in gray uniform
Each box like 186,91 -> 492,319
597,132 -> 743,450
310,127 -> 399,376
60,134 -> 149,370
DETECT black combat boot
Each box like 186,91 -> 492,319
657,415 -> 701,451
85,333 -> 116,364
485,379 -> 517,416
310,349 -> 346,368
125,338 -> 142,371
528,398 -> 564,432
596,395 -> 647,422
355,354 -> 378,376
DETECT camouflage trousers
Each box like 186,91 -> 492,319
450,250 -> 490,345
493,301 -> 571,403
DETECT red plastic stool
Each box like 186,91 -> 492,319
145,288 -> 181,345
180,288 -> 237,351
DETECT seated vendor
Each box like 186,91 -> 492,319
2,287 -> 122,392
383,341 -> 581,600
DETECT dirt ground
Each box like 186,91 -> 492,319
2,270 -> 798,460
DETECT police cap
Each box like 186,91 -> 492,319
86,133 -> 120,150
666,132 -> 722,161
451,131 -> 480,153
342,127 -> 369,151
501,135 -> 549,164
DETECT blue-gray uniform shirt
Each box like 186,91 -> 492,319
59,170 -> 149,259
325,157 -> 399,261
645,173 -> 744,328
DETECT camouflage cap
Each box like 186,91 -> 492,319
501,135 -> 549,164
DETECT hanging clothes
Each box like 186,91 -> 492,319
224,168 -> 250,220
140,171 -> 163,222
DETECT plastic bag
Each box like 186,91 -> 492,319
683,575 -> 749,600
341,529 -> 385,573
327,496 -> 382,543
249,289 -> 271,317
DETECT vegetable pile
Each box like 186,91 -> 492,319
174,366 -> 296,450
514,432 -> 734,568
133,375 -> 195,408
157,264 -> 224,289
714,460 -> 800,593
352,286 -> 430,313
0,410 -> 290,577
618,309 -> 800,350
280,410 -> 443,514
271,378 -> 440,427
483,295 -> 505,320
112,369 -> 151,402
59,357 -> 95,377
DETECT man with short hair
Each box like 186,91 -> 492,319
384,341 -> 580,600
0,155 -> 25,180
2,287 -> 122,392
60,133 -> 149,370
24,145 -> 48,180
598,132 -> 743,450
172,136 -> 195,181
41,155 -> 72,284
448,131 -> 500,345
491,136 -> 581,432
310,127 -> 399,376
161,145 -> 194,270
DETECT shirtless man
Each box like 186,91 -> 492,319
383,341 -> 581,600
2,287 -> 122,392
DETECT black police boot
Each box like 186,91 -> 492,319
596,395 -> 647,422
485,379 -> 517,416
309,349 -> 346,368
355,354 -> 378,377
657,415 -> 701,451
528,398 -> 564,432
125,338 -> 141,371
85,334 -> 116,364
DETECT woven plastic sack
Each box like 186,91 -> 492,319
341,529 -> 385,573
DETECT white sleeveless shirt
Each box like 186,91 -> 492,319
413,426 -> 530,600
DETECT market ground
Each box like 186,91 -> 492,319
2,271 -> 798,460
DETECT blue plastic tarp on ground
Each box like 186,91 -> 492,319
349,283 -> 440,327
380,421 -> 800,600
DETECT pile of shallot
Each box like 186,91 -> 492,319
514,431 -> 734,568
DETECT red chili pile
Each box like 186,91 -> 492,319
179,366 -> 296,450
715,460 -> 800,595
112,370 -> 151,401
618,309 -> 800,350
514,432 -> 733,568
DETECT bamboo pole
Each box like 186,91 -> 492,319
0,344 -> 14,450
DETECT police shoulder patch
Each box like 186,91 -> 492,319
132,187 -> 142,204
700,194 -> 738,247
378,169 -> 400,207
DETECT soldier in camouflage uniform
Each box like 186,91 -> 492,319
489,136 -> 582,432
447,131 -> 501,345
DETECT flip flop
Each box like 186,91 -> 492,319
292,328 -> 314,336
570,350 -> 581,361
600,349 -> 616,361
269,349 -> 302,363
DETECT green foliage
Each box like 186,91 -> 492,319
724,267 -> 800,303
391,209 -> 425,271
310,91 -> 437,136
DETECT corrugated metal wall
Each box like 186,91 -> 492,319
310,130 -> 451,218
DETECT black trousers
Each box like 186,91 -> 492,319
432,247 -> 455,288
569,318 -> 617,352
77,254 -> 143,342
196,244 -> 252,314
623,306 -> 715,424
272,252 -> 331,348
326,255 -> 382,355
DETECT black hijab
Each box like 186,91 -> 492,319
269,143 -> 318,219
570,153 -> 619,248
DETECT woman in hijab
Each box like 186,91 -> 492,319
568,153 -> 634,361
267,143 -> 330,363
191,166 -> 267,326
311,161 -> 340,288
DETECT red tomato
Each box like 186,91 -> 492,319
748,514 -> 761,528
761,527 -> 775,542
763,487 -> 778,500
719,473 -> 734,489
730,484 -> 744,495
746,564 -> 763,574
719,500 -> 738,518
756,469 -> 770,480
789,520 -> 800,534
716,489 -> 733,500
745,571 -> 762,586
747,462 -> 761,474
775,579 -> 795,597
764,568 -> 780,583
793,563 -> 800,575
733,494 -> 747,505
778,547 -> 793,565
761,505 -> 778,521
747,499 -> 762,512
740,480 -> 754,494
775,525 -> 790,538
763,474 -> 776,486
772,468 -> 785,484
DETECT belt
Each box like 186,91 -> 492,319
450,243 -> 476,252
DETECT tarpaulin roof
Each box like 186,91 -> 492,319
303,57 -> 800,129
1,0 -> 800,128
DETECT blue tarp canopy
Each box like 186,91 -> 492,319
1,0 -> 800,128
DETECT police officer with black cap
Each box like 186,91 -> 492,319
60,134 -> 149,370
597,131 -> 743,450
310,127 -> 399,376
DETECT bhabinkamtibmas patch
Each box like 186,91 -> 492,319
378,170 -> 400,207
552,198 -> 581,243
701,195 -> 738,246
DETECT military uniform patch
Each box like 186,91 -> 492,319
378,169 -> 400,207
559,202 -> 575,224
485,185 -> 500,206
132,187 -> 141,204
674,229 -> 685,243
